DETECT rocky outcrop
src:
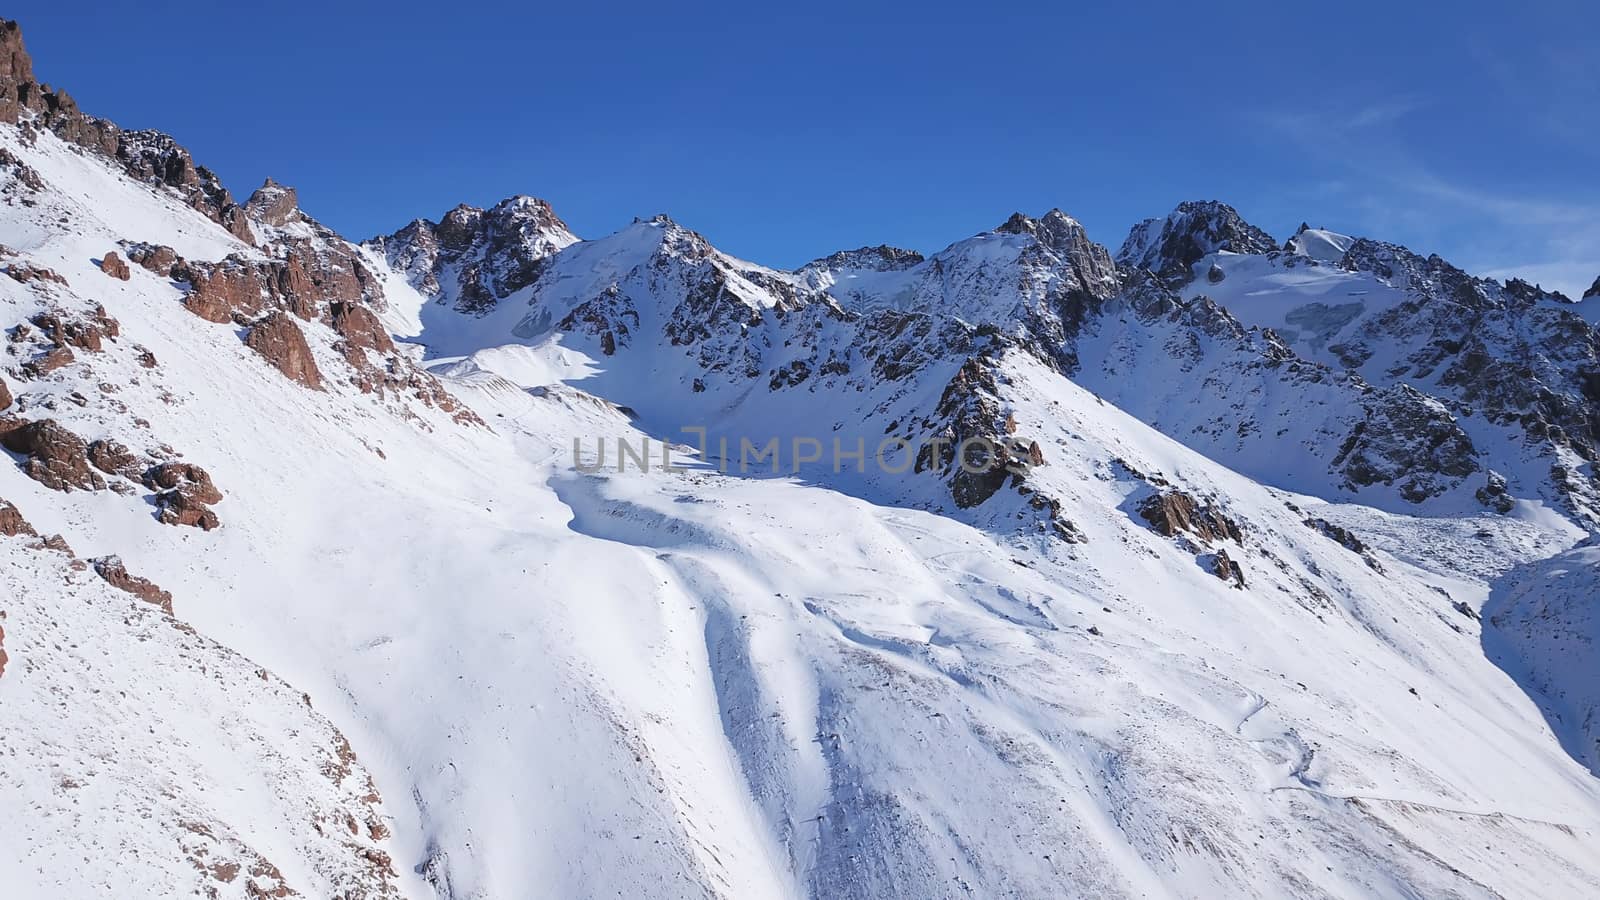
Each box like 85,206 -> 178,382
6,261 -> 66,286
368,196 -> 576,315
31,306 -> 118,353
330,301 -> 395,358
0,417 -> 104,491
123,242 -> 179,277
1211,548 -> 1246,587
138,461 -> 227,530
144,461 -> 223,505
92,555 -> 173,615
245,311 -> 324,390
1117,201 -> 1278,286
99,250 -> 130,280
178,256 -> 263,323
246,177 -> 300,228
0,376 -> 10,410
1139,491 -> 1243,543
87,439 -> 145,480
0,497 -> 34,537
1585,276 -> 1599,301
801,245 -> 925,273
0,20 -> 252,241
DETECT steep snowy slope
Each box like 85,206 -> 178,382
2,15 -> 1599,899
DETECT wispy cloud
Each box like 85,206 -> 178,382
1251,98 -> 1600,299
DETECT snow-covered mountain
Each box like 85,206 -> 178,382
3,17 -> 1599,899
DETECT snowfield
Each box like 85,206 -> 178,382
1,50 -> 1599,900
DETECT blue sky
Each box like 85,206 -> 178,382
16,1 -> 1600,296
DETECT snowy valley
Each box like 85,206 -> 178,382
0,17 -> 1598,900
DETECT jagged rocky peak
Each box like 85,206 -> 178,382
0,20 -> 253,242
1117,200 -> 1277,285
801,244 -> 924,273
246,177 -> 300,228
996,208 -> 1121,301
1586,275 -> 1600,300
369,194 -> 577,314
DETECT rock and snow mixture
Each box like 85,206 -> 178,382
2,16 -> 1599,900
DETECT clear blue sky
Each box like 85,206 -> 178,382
15,1 -> 1600,296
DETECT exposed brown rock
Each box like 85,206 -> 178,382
0,497 -> 36,537
124,242 -> 179,277
154,487 -> 221,531
1138,490 -> 1243,543
135,345 -> 158,369
92,555 -> 173,615
31,308 -> 114,352
180,257 -> 264,323
24,344 -> 74,376
245,311 -> 323,390
88,439 -> 145,479
245,177 -> 300,228
144,461 -> 223,505
5,262 -> 67,286
1212,548 -> 1246,587
0,418 -> 105,492
99,251 -> 130,280
0,377 -> 10,410
330,301 -> 394,356
0,622 -> 7,679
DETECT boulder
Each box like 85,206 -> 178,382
124,242 -> 179,277
87,439 -> 145,479
0,418 -> 104,492
0,376 -> 10,410
92,555 -> 173,615
245,311 -> 323,390
1139,490 -> 1243,543
143,461 -> 223,504
1212,548 -> 1246,587
99,251 -> 130,280
154,487 -> 221,531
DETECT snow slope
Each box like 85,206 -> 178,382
1,22 -> 1598,898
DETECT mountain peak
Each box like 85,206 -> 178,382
801,244 -> 925,273
246,177 -> 300,228
1117,200 -> 1277,285
1586,275 -> 1600,300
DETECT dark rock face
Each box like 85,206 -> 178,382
1211,548 -> 1246,587
245,311 -> 324,390
143,462 -> 223,504
1476,471 -> 1516,514
1585,276 -> 1599,300
0,377 -> 10,410
1117,201 -> 1278,286
1139,491 -> 1243,543
801,245 -> 925,273
368,196 -> 573,316
0,418 -> 104,492
92,555 -> 173,615
115,130 -> 254,243
1332,387 -> 1479,503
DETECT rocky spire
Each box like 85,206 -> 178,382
1586,275 -> 1600,300
1116,200 -> 1277,286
